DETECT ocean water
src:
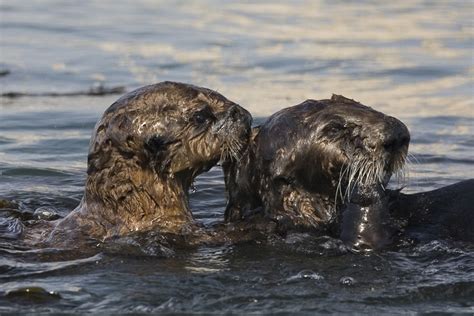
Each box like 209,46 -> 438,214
1,0 -> 473,314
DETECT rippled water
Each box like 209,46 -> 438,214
1,1 -> 473,314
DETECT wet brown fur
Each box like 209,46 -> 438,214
51,81 -> 252,242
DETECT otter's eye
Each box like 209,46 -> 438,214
326,121 -> 345,136
192,107 -> 215,124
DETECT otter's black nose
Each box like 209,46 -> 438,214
382,133 -> 410,153
228,104 -> 252,128
367,117 -> 410,153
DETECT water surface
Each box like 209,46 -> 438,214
1,1 -> 473,314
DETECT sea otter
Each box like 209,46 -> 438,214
223,95 -> 473,250
224,95 -> 409,235
46,81 -> 252,244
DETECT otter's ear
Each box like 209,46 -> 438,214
331,94 -> 359,104
144,135 -> 179,173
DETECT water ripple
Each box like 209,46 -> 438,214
0,253 -> 103,280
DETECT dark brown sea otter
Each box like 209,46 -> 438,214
49,81 -> 251,243
224,95 -> 474,250
224,95 -> 409,230
223,95 -> 410,248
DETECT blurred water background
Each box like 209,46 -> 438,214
0,1 -> 473,314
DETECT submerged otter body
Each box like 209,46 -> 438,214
50,81 -> 252,243
340,180 -> 474,249
390,179 -> 474,243
225,95 -> 473,250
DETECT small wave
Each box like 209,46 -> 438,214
364,281 -> 474,305
4,286 -> 61,304
184,246 -> 232,274
275,233 -> 349,256
100,232 -> 176,258
409,154 -> 474,165
1,84 -> 125,98
1,167 -> 74,177
0,136 -> 15,145
410,240 -> 469,255
286,270 -> 324,282
373,66 -> 460,78
0,253 -> 102,280
339,276 -> 357,286
0,217 -> 24,240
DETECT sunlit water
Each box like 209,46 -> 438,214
1,1 -> 473,314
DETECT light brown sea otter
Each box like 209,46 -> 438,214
47,81 -> 252,244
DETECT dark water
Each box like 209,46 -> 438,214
1,1 -> 473,314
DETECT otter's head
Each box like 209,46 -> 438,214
82,81 -> 251,237
306,95 -> 410,200
252,95 -> 409,235
296,95 -> 410,250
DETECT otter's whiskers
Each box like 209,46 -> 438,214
220,135 -> 243,162
335,150 -> 408,206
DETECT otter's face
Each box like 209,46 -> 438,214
253,96 -> 409,228
266,96 -> 409,203
88,82 -> 251,192
305,97 -> 410,250
308,98 -> 410,200
135,83 -> 252,182
166,98 -> 252,175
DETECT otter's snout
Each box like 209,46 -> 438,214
228,104 -> 252,128
364,116 -> 410,154
213,104 -> 252,136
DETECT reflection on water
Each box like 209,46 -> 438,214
1,1 -> 472,117
0,0 -> 473,314
185,246 -> 232,273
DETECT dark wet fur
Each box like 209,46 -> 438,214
225,95 -> 473,250
389,179 -> 474,243
224,95 -> 410,240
